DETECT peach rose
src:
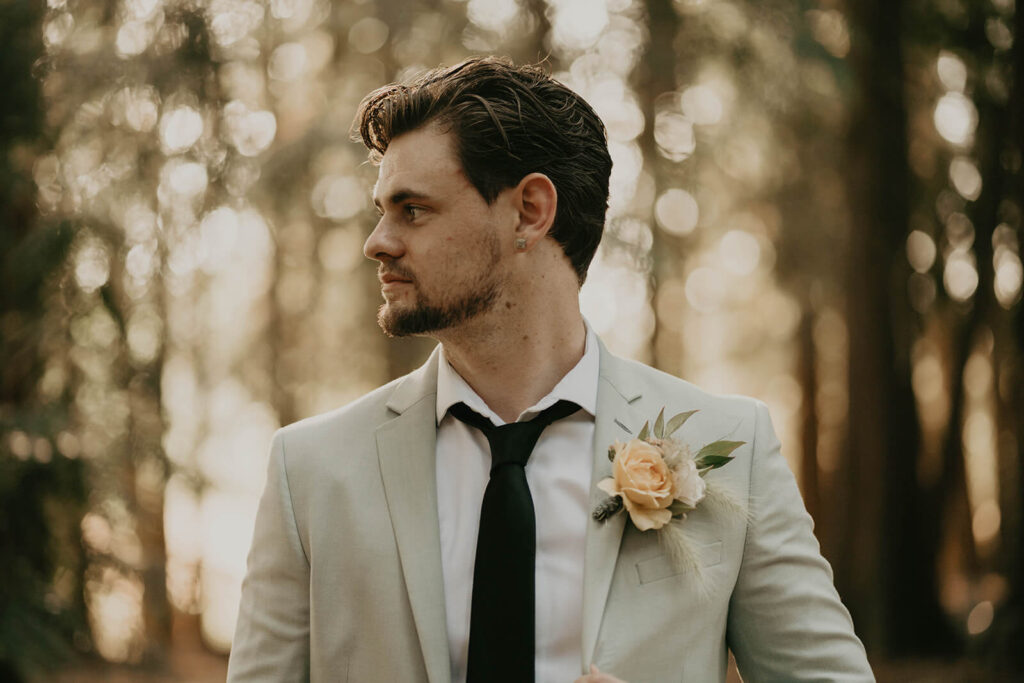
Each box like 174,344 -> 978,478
597,438 -> 675,531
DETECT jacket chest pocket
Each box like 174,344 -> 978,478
635,540 -> 723,585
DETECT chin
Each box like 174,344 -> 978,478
376,282 -> 500,338
377,302 -> 447,338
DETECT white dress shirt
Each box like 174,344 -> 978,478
435,323 -> 599,683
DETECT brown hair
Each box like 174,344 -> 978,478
353,56 -> 611,284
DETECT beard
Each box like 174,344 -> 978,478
376,227 -> 503,337
377,279 -> 501,337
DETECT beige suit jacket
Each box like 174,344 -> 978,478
227,339 -> 874,682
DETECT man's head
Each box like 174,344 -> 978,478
363,124 -> 508,337
355,57 -> 611,283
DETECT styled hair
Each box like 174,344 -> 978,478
353,56 -> 612,284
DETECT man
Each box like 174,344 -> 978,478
227,57 -> 874,682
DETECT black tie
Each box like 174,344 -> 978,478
449,399 -> 581,683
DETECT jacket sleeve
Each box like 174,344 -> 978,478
227,430 -> 311,682
726,401 -> 875,682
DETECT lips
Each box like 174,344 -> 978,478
379,271 -> 413,297
378,267 -> 413,285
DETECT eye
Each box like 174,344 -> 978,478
404,205 -> 425,220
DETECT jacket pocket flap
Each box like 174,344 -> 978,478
635,541 -> 723,584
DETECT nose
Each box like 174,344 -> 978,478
363,216 -> 404,262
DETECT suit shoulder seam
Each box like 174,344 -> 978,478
738,399 -> 759,561
278,432 -> 311,567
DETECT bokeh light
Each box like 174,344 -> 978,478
680,84 -> 724,126
655,188 -> 700,236
937,51 -> 968,92
943,249 -> 979,302
159,106 -> 204,153
934,92 -> 978,146
949,156 -> 982,201
907,230 -> 937,273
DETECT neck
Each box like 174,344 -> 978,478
437,298 -> 587,424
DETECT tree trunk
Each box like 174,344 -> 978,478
989,0 -> 1024,670
843,0 -> 955,655
797,309 -> 821,520
638,0 -> 680,373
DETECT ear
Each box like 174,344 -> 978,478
512,173 -> 558,251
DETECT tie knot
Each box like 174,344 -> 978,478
448,400 -> 581,472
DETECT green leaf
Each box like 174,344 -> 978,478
637,421 -> 650,441
695,454 -> 734,470
653,407 -> 665,439
694,440 -> 745,470
607,445 -> 617,462
696,440 -> 745,459
665,410 -> 698,437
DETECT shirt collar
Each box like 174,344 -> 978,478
435,319 -> 600,426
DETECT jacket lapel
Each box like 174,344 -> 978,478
376,346 -> 451,683
581,340 -> 646,669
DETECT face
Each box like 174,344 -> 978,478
363,124 -> 511,337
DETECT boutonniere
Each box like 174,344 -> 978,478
592,407 -> 746,585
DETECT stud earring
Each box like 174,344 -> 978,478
514,238 -> 527,251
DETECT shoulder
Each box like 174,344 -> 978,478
600,348 -> 763,425
275,344 -> 441,451
272,350 -> 439,473
277,378 -> 399,442
259,377 -> 414,497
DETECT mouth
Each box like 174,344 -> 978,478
379,273 -> 413,296
378,267 -> 413,285
379,275 -> 412,284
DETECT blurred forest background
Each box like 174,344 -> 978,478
1,0 -> 1022,680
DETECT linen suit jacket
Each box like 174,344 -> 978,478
227,338 -> 874,682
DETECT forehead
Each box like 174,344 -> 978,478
373,125 -> 468,199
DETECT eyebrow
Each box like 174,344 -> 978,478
372,188 -> 433,210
